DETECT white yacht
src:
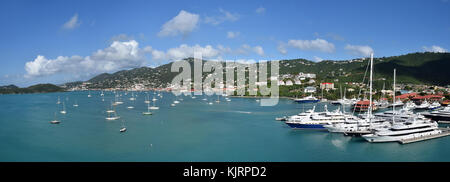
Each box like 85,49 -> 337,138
428,102 -> 441,110
362,118 -> 440,143
415,100 -> 430,110
422,106 -> 450,121
404,101 -> 416,110
285,105 -> 355,129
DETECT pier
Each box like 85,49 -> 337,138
399,127 -> 450,144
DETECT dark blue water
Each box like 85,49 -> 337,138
0,91 -> 449,161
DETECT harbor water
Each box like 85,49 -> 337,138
0,91 -> 449,162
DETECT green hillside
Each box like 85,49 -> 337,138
67,52 -> 450,90
0,84 -> 65,94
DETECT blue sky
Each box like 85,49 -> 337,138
0,0 -> 449,86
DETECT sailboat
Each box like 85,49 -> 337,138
56,96 -> 61,104
144,93 -> 150,104
100,90 -> 104,97
143,102 -> 153,115
60,102 -> 67,114
87,90 -> 92,97
215,95 -> 220,103
119,120 -> 127,132
325,53 -> 389,135
114,93 -> 123,105
127,94 -> 135,109
149,97 -> 159,110
129,92 -> 136,101
106,103 -> 120,120
73,100 -> 79,107
50,112 -> 60,124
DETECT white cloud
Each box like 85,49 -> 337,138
150,44 -> 265,61
25,40 -> 147,77
253,46 -> 265,56
158,10 -> 199,37
287,39 -> 335,53
422,45 -> 447,53
227,31 -> 240,38
255,7 -> 266,14
313,56 -> 323,62
150,44 -> 221,61
62,13 -> 81,30
204,9 -> 239,25
236,44 -> 265,56
344,44 -> 374,56
277,43 -> 288,54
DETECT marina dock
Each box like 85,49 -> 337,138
399,127 -> 450,144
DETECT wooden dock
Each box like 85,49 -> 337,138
399,127 -> 450,144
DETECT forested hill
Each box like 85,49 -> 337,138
67,52 -> 450,89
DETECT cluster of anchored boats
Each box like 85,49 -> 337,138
279,53 -> 449,143
281,104 -> 446,143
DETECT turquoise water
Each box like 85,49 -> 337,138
0,91 -> 449,162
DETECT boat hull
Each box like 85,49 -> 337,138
286,123 -> 325,129
294,100 -> 320,103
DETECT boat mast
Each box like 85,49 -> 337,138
368,53 -> 373,124
393,68 -> 396,123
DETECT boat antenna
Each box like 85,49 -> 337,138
368,53 -> 373,125
392,68 -> 396,123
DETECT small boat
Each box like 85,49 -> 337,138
293,95 -> 320,103
50,112 -> 60,124
275,116 -> 288,121
170,103 -> 176,107
173,100 -> 180,104
143,102 -> 152,115
87,90 -> 92,97
127,106 -> 134,109
100,91 -> 104,97
120,120 -> 127,133
106,104 -> 120,120
60,102 -> 67,114
144,94 -> 150,104
73,100 -> 78,107
56,96 -> 61,104
208,102 -> 213,105
149,97 -> 159,110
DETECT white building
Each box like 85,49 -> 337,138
285,80 -> 293,86
304,86 -> 316,93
